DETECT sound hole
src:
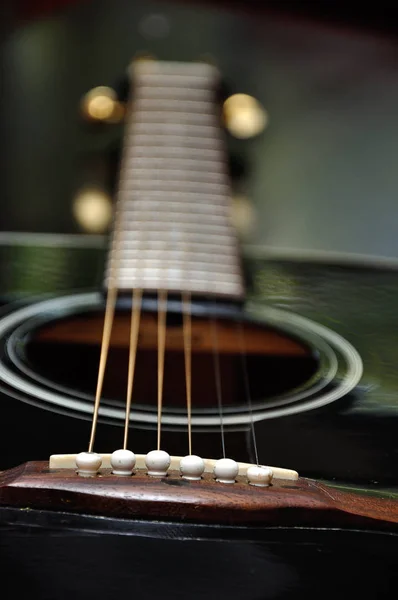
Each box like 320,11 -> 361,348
24,310 -> 318,412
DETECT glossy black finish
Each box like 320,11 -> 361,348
0,506 -> 397,600
248,259 -> 398,484
0,252 -> 397,488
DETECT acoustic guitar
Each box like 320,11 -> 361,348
0,59 -> 397,600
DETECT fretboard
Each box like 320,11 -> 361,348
105,60 -> 244,301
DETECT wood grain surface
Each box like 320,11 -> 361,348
1,461 -> 397,530
35,311 -> 308,355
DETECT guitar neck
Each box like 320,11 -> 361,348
105,60 -> 244,301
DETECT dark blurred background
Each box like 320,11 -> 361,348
2,0 -> 398,299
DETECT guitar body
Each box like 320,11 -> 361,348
0,251 -> 396,486
1,2 -> 398,597
249,259 -> 398,486
0,460 -> 397,599
1,506 -> 397,600
1,250 -> 397,599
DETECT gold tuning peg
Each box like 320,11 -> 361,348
223,93 -> 268,139
80,86 -> 125,124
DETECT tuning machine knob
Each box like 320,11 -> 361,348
80,86 -> 125,123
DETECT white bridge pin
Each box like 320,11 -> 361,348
145,450 -> 171,477
214,458 -> 239,484
180,455 -> 205,481
111,449 -> 136,476
76,452 -> 102,477
247,465 -> 273,487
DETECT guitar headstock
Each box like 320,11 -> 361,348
80,57 -> 268,141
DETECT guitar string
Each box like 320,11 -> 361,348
207,78 -> 228,460
236,317 -> 259,465
87,86 -> 134,453
121,194 -> 147,451
180,216 -> 194,457
121,217 -> 146,451
182,291 -> 193,455
87,201 -> 124,452
210,304 -> 226,459
88,285 -> 117,452
123,70 -> 169,454
157,289 -> 168,450
123,287 -> 142,449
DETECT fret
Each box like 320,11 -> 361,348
114,266 -> 242,279
132,72 -> 218,87
118,180 -> 230,194
129,148 -> 221,160
108,226 -> 237,244
133,99 -> 214,111
130,135 -> 223,150
110,239 -> 235,250
122,164 -> 226,177
119,215 -> 231,229
109,241 -> 237,256
121,169 -> 226,184
127,198 -> 229,214
105,61 -> 244,300
113,252 -> 240,265
121,210 -> 230,224
120,191 -> 230,204
130,122 -> 221,136
128,112 -> 217,126
134,72 -> 215,82
112,276 -> 242,295
111,244 -> 238,255
124,157 -> 221,170
134,87 -> 214,101
134,69 -> 217,81
116,221 -> 233,234
111,280 -> 243,291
